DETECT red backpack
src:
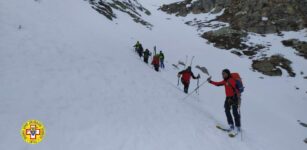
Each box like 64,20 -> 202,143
182,71 -> 191,82
231,73 -> 244,93
152,55 -> 160,65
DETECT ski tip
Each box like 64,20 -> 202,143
228,133 -> 238,138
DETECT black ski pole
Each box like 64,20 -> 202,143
197,75 -> 200,95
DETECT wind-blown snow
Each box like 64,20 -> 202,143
0,0 -> 306,150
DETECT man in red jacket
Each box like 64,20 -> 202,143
178,66 -> 200,94
207,69 -> 241,132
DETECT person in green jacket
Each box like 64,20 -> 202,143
134,41 -> 141,52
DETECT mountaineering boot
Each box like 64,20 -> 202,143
236,126 -> 241,132
229,124 -> 234,131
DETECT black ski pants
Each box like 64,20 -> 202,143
144,57 -> 149,64
154,64 -> 159,72
181,79 -> 190,94
224,96 -> 241,127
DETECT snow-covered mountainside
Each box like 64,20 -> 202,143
160,0 -> 307,81
0,0 -> 307,150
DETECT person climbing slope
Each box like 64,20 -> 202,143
143,49 -> 151,64
207,69 -> 242,133
133,41 -> 143,58
159,51 -> 165,69
152,54 -> 160,72
178,66 -> 200,94
134,41 -> 141,52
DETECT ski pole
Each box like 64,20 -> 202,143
183,80 -> 208,100
177,76 -> 180,86
197,76 -> 200,95
239,104 -> 243,141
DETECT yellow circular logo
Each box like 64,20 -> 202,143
20,120 -> 45,144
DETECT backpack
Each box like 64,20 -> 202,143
230,73 -> 244,93
182,71 -> 191,82
152,55 -> 160,65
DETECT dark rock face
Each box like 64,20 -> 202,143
282,39 -> 307,59
160,0 -> 230,17
202,27 -> 268,58
252,55 -> 296,77
202,27 -> 266,56
161,0 -> 307,34
202,27 -> 248,50
160,0 -> 190,17
244,45 -> 266,56
217,0 -> 307,34
88,0 -> 152,28
231,50 -> 243,56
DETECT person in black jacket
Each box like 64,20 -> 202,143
143,49 -> 151,63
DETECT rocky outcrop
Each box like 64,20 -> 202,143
252,55 -> 296,77
202,27 -> 248,50
243,45 -> 264,56
217,0 -> 307,34
202,27 -> 267,57
282,39 -> 307,59
161,0 -> 307,34
88,0 -> 152,28
160,0 -> 230,17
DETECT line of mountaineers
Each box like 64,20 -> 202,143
134,41 -> 164,72
133,41 -> 244,134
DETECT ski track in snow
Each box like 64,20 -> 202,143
0,0 -> 306,150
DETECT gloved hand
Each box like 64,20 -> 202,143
207,76 -> 212,82
197,74 -> 201,79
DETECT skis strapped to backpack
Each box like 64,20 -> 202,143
190,56 -> 195,66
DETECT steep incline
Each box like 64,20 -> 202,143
0,0 -> 306,150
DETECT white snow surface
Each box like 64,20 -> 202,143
0,0 -> 307,150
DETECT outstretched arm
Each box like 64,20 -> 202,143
191,72 -> 200,79
209,80 -> 225,86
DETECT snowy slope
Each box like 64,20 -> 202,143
0,0 -> 307,150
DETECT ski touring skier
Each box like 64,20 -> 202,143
159,51 -> 165,69
207,69 -> 243,134
138,45 -> 144,58
152,54 -> 160,72
178,66 -> 200,94
133,41 -> 143,58
143,49 -> 151,64
134,41 -> 141,52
